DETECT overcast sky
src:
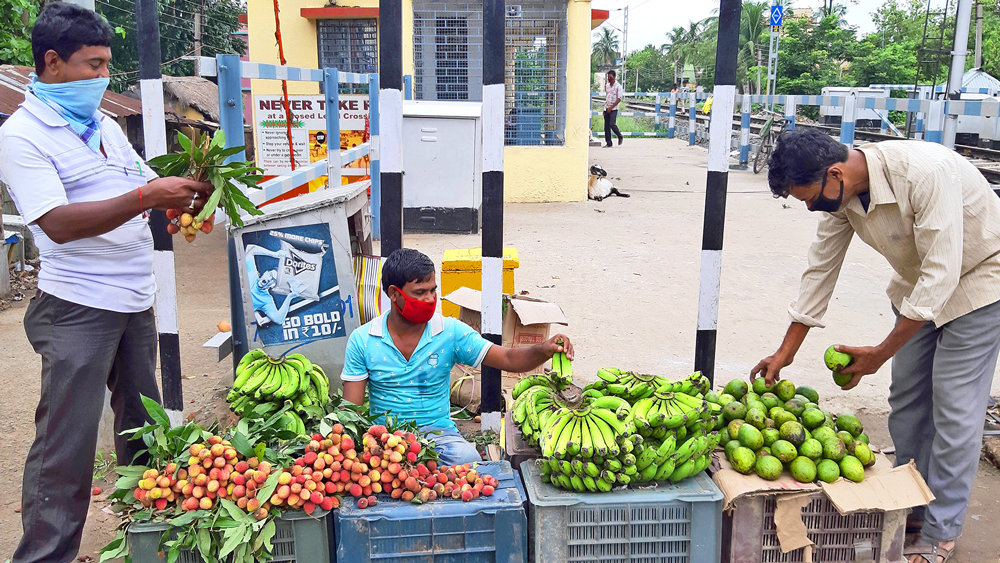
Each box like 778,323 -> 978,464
593,0 -> 901,52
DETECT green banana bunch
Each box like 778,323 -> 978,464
549,341 -> 573,388
512,373 -> 558,400
585,395 -> 631,420
228,351 -> 331,420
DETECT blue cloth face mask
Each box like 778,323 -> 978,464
30,76 -> 109,152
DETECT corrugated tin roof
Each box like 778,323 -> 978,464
0,66 -> 143,119
938,68 -> 1000,95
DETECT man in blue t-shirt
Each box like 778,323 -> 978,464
342,248 -> 574,464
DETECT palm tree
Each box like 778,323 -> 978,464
664,26 -> 687,87
739,0 -> 769,94
592,27 -> 620,70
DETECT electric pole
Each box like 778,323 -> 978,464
622,6 -> 628,89
194,1 -> 203,76
137,0 -> 184,425
975,0 -> 983,69
695,0 -> 741,386
943,0 -> 974,148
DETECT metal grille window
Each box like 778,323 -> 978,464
412,0 -> 566,146
318,18 -> 377,94
505,2 -> 567,146
435,18 -> 470,100
413,3 -> 483,102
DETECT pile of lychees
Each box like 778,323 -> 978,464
129,424 -> 502,519
134,435 -> 274,520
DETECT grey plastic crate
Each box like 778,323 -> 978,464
504,407 -> 541,470
520,460 -> 724,563
128,509 -> 331,563
723,492 -> 907,563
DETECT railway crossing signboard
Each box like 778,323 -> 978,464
766,3 -> 782,100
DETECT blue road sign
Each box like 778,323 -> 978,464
770,5 -> 783,26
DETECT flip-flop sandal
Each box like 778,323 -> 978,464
904,541 -> 954,563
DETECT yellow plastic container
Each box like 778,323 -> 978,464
441,247 -> 519,318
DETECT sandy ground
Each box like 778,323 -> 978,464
0,138 -> 998,561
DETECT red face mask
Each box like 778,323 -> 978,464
392,289 -> 437,324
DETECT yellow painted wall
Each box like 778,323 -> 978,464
504,0 -> 590,203
247,0 -> 588,202
246,0 -> 414,95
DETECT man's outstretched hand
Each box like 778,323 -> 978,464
833,344 -> 890,390
750,353 -> 792,386
543,334 -> 574,361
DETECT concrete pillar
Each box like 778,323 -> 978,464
784,97 -> 796,130
926,100 -> 945,144
840,89 -> 858,147
668,93 -> 677,139
655,94 -> 661,130
689,91 -> 697,146
739,94 -> 751,165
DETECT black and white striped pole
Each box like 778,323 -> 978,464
479,0 -> 505,432
137,0 -> 183,424
379,0 -> 404,257
694,0 -> 741,387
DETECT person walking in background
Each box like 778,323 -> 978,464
603,70 -> 624,148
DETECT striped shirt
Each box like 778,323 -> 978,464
791,140 -> 1000,328
605,81 -> 624,111
0,91 -> 158,313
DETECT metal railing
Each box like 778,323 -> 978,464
198,55 -> 380,221
589,89 -> 1000,164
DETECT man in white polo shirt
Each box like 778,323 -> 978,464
0,4 -> 210,561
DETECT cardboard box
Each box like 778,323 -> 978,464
443,287 -> 568,382
713,452 -> 934,562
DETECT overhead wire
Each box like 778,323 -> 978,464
110,47 -> 201,77
96,0 -> 240,52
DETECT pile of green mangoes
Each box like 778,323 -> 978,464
713,377 -> 875,483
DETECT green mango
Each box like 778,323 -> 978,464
816,459 -> 840,483
723,379 -> 749,401
755,455 -> 783,480
790,457 -> 817,483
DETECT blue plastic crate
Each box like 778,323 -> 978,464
333,460 -> 528,563
520,460 -> 724,563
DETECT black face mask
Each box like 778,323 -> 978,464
809,175 -> 844,213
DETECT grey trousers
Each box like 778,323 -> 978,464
889,298 -> 1000,543
14,292 -> 161,563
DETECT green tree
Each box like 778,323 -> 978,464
0,0 -> 37,66
97,0 -> 246,92
591,27 -> 620,72
663,26 -> 687,87
776,9 -> 858,96
981,0 -> 1000,79
739,1 -> 769,94
626,44 -> 674,93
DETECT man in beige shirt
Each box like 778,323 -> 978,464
751,128 -> 1000,563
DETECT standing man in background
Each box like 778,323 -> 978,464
603,70 -> 624,148
0,4 -> 210,561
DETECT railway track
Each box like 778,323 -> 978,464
593,97 -> 1000,183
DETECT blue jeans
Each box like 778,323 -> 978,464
421,427 -> 482,466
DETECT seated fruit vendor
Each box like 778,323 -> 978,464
342,248 -> 573,465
